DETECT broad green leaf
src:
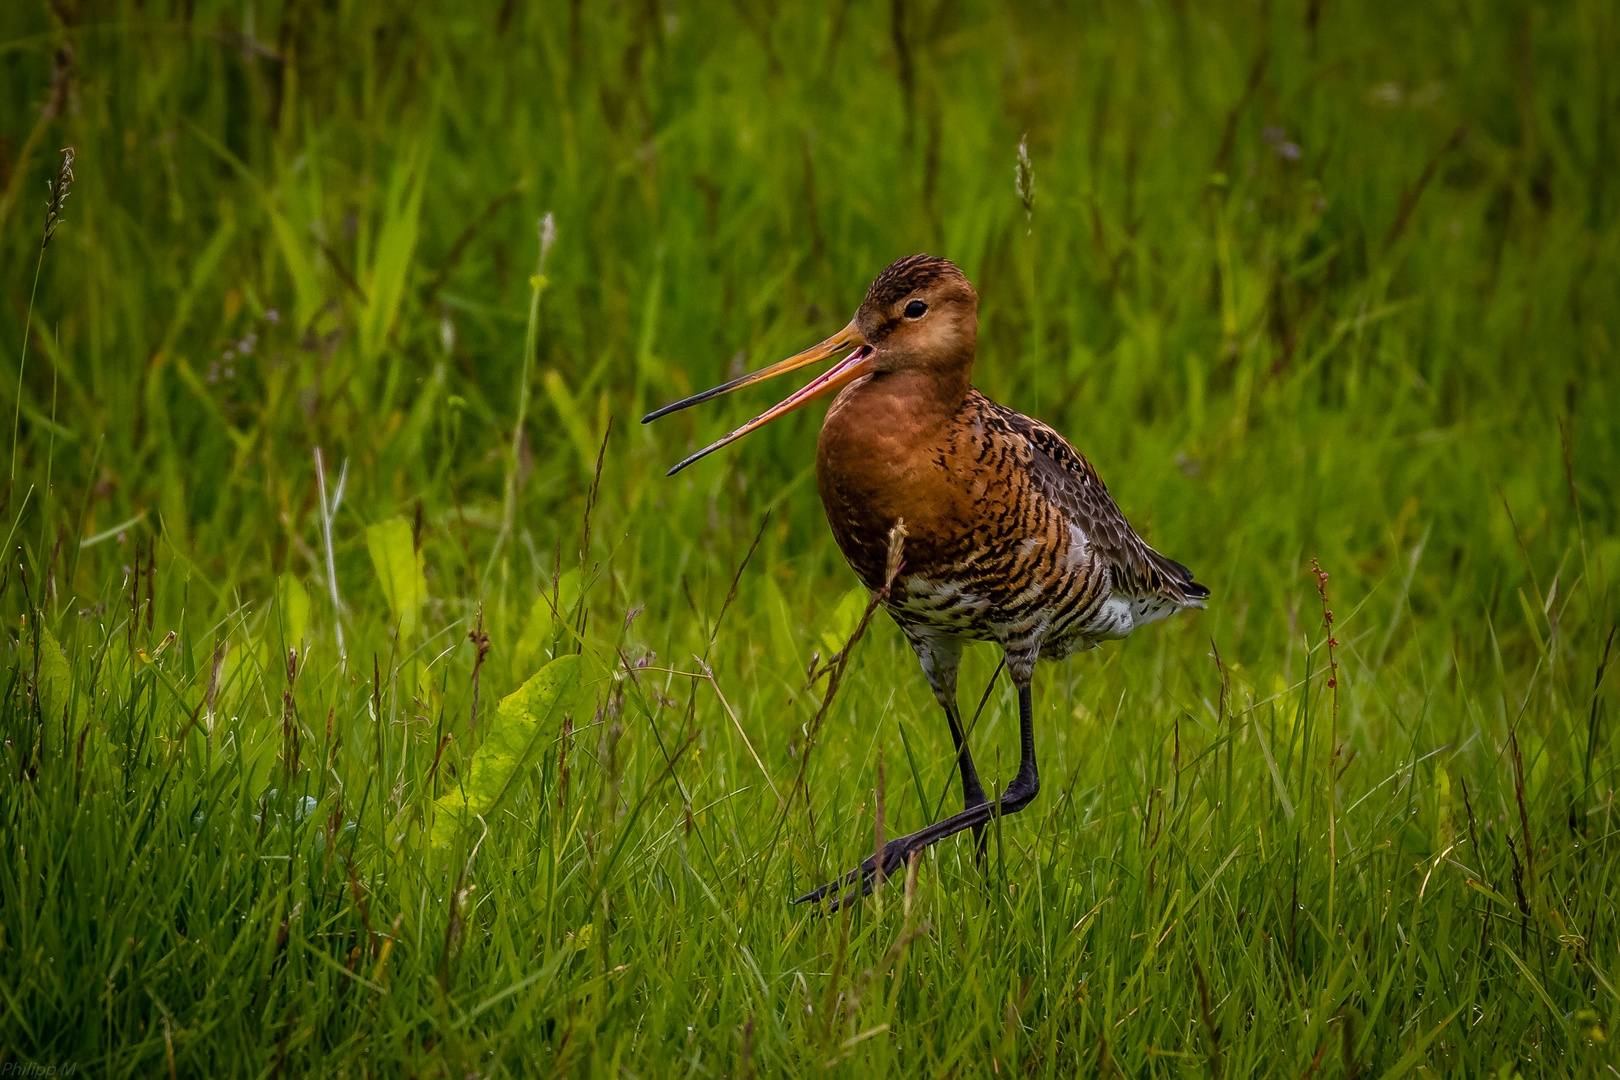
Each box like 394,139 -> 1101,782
390,362 -> 444,461
416,658 -> 441,713
277,573 -> 309,651
566,922 -> 594,954
358,141 -> 428,362
542,370 -> 600,479
366,517 -> 427,640
269,208 -> 321,330
433,653 -> 582,844
818,587 -> 871,658
155,217 -> 237,361
634,246 -> 663,383
214,637 -> 267,716
243,726 -> 278,796
763,576 -> 801,670
1435,765 -> 1453,849
514,568 -> 580,679
34,627 -> 73,723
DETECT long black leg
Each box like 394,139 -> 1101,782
903,631 -> 986,845
795,680 -> 1040,909
1009,682 -> 1039,799
941,699 -> 989,859
942,699 -> 987,810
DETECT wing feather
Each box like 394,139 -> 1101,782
981,394 -> 1209,606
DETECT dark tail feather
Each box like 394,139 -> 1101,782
1153,551 -> 1210,603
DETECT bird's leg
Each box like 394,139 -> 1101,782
942,699 -> 989,860
943,699 -> 988,807
795,680 -> 1041,910
905,630 -> 986,848
1004,680 -> 1040,807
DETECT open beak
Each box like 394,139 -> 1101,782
642,321 -> 873,475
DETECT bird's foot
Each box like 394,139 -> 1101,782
792,784 -> 1039,912
793,801 -> 999,912
792,834 -> 923,912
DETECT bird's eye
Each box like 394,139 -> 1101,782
904,299 -> 928,319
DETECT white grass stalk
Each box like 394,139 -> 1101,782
314,446 -> 348,662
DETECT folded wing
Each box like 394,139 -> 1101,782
985,396 -> 1210,608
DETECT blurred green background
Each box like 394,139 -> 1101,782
4,0 -> 1614,599
2,0 -> 1618,1075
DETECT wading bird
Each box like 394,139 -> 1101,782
644,255 -> 1208,907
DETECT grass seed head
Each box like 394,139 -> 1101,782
539,211 -> 557,273
42,147 -> 75,250
1015,134 -> 1035,219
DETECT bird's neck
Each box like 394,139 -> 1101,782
852,364 -> 973,433
817,365 -> 974,483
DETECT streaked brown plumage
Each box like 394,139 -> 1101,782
646,254 -> 1208,908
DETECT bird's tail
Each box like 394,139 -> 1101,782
1150,550 -> 1210,608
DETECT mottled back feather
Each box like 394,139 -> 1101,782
981,397 -> 1210,606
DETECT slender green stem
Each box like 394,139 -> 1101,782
493,216 -> 552,582
501,254 -> 542,539
9,247 -> 44,499
39,325 -> 58,587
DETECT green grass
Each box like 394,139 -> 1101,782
2,0 -> 1619,1075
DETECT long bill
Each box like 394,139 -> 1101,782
643,322 -> 873,476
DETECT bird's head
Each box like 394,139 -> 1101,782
853,254 -> 979,377
644,254 -> 976,475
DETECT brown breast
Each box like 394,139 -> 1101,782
814,374 -> 1076,612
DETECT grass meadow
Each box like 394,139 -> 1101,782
2,1 -> 1619,1075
